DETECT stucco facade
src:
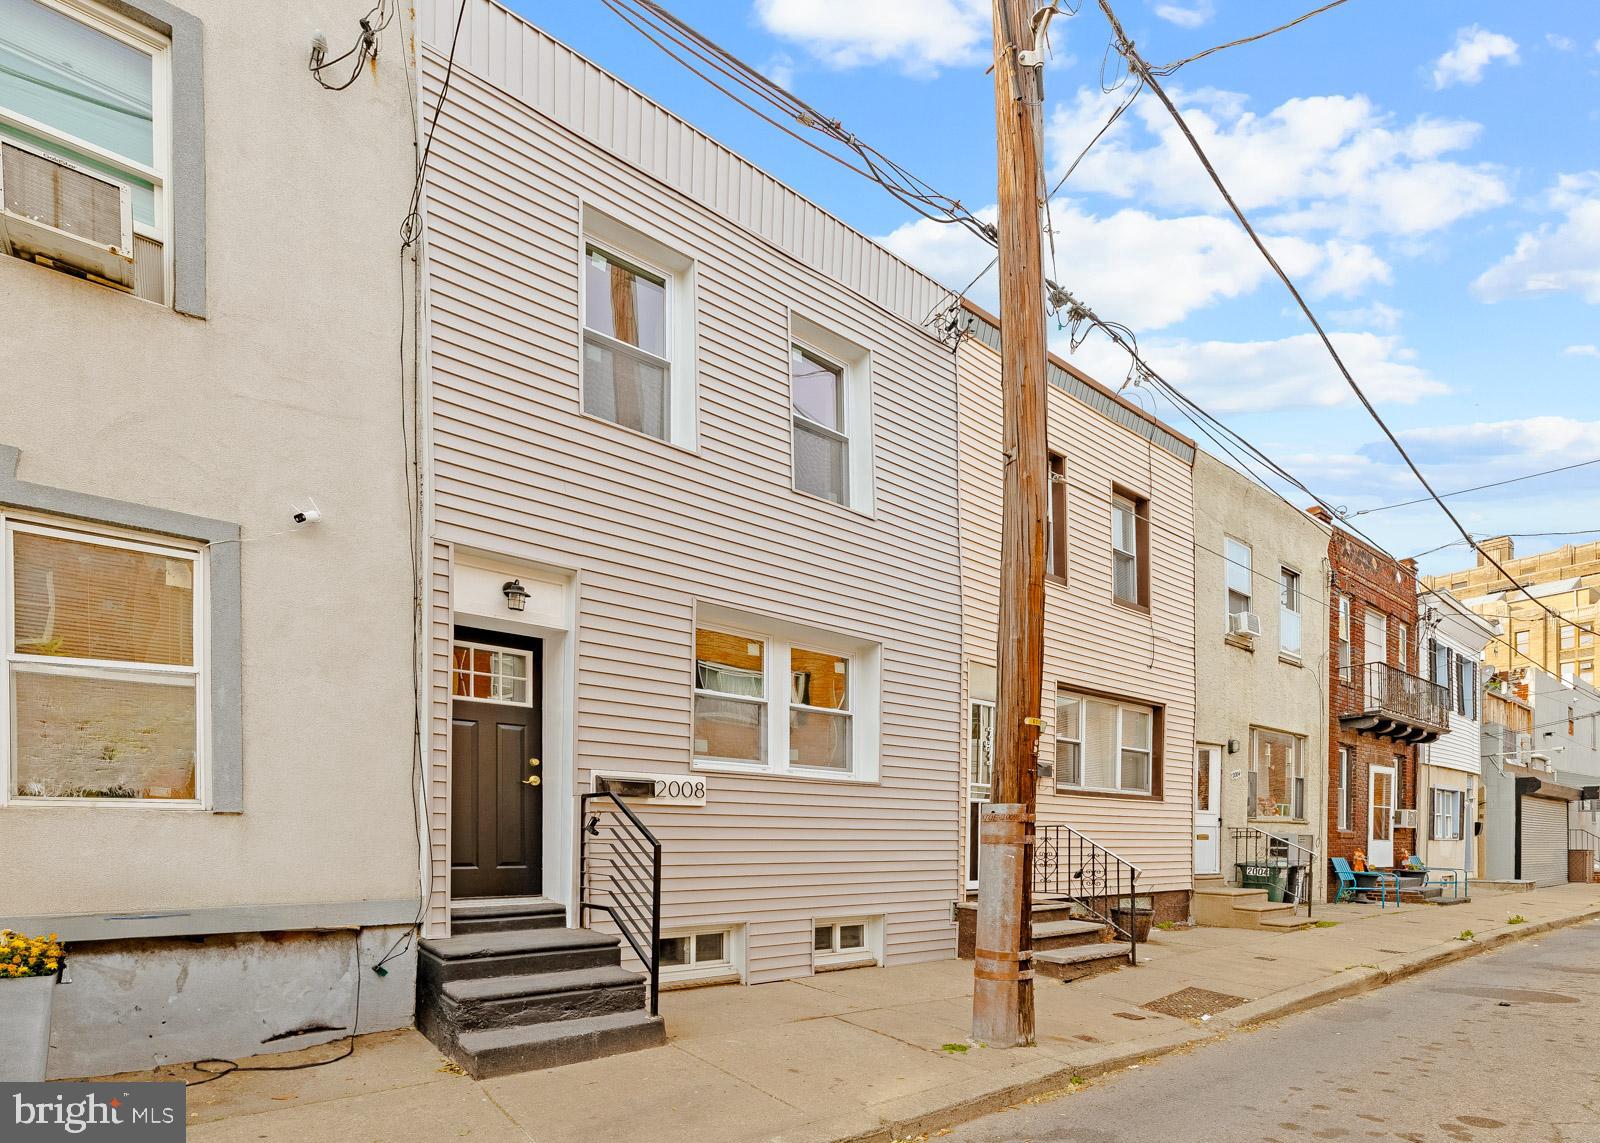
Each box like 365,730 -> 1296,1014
1190,453 -> 1331,900
0,0 -> 421,1074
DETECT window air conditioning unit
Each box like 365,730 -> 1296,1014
0,138 -> 134,289
1394,808 -> 1419,829
1228,611 -> 1263,639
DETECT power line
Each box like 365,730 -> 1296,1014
1148,0 -> 1353,75
1095,0 -> 1600,649
1348,457 -> 1600,518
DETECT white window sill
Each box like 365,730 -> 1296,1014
2,798 -> 207,811
1224,633 -> 1256,652
692,759 -> 879,785
789,483 -> 876,522
1278,652 -> 1303,668
576,408 -> 700,457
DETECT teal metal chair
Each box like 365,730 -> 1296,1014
1402,854 -> 1466,899
1330,857 -> 1399,908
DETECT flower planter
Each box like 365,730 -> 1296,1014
0,972 -> 56,1081
1111,905 -> 1154,943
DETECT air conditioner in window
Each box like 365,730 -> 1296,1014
0,138 -> 134,289
1228,611 -> 1263,639
1394,808 -> 1419,829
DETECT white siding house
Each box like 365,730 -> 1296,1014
417,0 -> 964,986
1418,589 -> 1494,876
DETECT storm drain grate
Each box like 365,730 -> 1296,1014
1141,987 -> 1248,1019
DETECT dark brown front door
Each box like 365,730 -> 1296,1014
451,626 -> 542,898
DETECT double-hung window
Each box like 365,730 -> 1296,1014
1054,689 -> 1157,795
1111,492 -> 1147,607
4,517 -> 204,803
692,618 -> 874,780
1337,745 -> 1353,830
1279,568 -> 1302,656
0,0 -> 171,302
1430,788 -> 1464,841
1562,625 -> 1577,651
1249,728 -> 1305,820
791,346 -> 849,505
583,245 -> 671,440
1336,596 -> 1351,681
1514,629 -> 1530,657
1224,538 -> 1252,628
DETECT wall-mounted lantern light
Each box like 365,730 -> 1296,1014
1227,738 -> 1239,755
502,579 -> 529,612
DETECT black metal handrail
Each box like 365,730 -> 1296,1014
1228,826 -> 1315,917
1033,823 -> 1142,966
578,792 -> 663,1015
1340,661 -> 1449,731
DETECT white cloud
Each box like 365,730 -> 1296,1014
1431,26 -> 1520,89
1154,0 -> 1213,29
1394,416 -> 1600,467
877,202 -> 1392,331
1567,344 -> 1600,357
1546,33 -> 1575,52
763,53 -> 797,90
1058,330 -> 1446,414
753,0 -> 990,73
1045,87 -> 1509,237
1331,301 -> 1403,332
1474,172 -> 1600,304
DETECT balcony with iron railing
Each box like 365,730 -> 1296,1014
1338,660 -> 1450,744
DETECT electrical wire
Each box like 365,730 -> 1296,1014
310,0 -> 395,91
1095,0 -> 1600,651
1347,458 -> 1600,518
403,0 -> 470,251
1147,0 -> 1352,75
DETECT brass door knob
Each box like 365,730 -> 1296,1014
524,775 -> 541,787
528,758 -> 541,767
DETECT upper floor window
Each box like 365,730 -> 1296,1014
0,0 -> 172,302
580,209 -> 696,446
1364,609 -> 1387,668
4,515 -> 204,804
1111,491 -> 1148,608
1224,538 -> 1252,628
1514,629 -> 1530,657
1562,625 -> 1577,650
1279,568 -> 1302,656
1398,622 -> 1409,672
791,347 -> 848,504
691,614 -> 878,781
1046,452 -> 1066,581
1054,689 -> 1157,796
1336,596 -> 1351,674
789,314 -> 874,513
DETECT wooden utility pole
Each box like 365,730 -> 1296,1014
972,0 -> 1049,1049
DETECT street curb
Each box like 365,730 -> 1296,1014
819,903 -> 1600,1143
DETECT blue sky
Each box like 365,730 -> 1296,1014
507,1 -> 1600,573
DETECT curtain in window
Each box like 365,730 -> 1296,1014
1081,698 -> 1118,789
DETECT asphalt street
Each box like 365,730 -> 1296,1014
941,919 -> 1600,1143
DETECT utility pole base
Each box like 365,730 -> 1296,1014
971,803 -> 1035,1047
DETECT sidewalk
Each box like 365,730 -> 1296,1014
152,882 -> 1600,1143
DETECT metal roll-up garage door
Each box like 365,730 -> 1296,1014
1520,796 -> 1568,887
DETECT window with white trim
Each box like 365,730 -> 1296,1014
813,917 -> 875,966
1514,629 -> 1530,657
1224,537 -> 1252,627
658,927 -> 737,983
1054,689 -> 1157,795
0,0 -> 172,301
692,616 -> 877,780
451,642 -> 533,706
4,516 -> 203,803
1336,596 -> 1352,679
580,209 -> 696,446
1337,745 -> 1353,831
1111,494 -> 1145,606
1279,568 -> 1302,656
789,313 -> 874,513
1430,787 -> 1464,841
1249,728 -> 1305,820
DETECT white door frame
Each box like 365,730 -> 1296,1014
966,699 -> 995,890
1194,744 -> 1222,876
1369,763 -> 1396,868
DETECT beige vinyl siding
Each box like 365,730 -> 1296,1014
956,337 -> 1198,894
421,23 -> 963,981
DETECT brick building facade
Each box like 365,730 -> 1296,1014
1312,509 -> 1449,868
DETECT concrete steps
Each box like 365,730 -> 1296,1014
417,904 -> 664,1079
1193,877 -> 1313,932
1034,942 -> 1134,982
956,899 -> 1135,982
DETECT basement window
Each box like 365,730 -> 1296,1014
658,927 -> 737,984
812,917 -> 877,968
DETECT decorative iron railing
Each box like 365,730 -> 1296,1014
1033,823 -> 1142,966
578,792 -> 663,1015
1228,826 -> 1316,917
1341,661 -> 1450,733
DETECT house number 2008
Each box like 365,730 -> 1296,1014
654,779 -> 706,800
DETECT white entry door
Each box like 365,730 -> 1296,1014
1194,744 -> 1222,875
1369,765 -> 1395,868
966,700 -> 995,889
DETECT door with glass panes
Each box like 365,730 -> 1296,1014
967,700 -> 995,889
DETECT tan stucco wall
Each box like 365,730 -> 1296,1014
1,2 -> 419,916
1191,452 -> 1332,895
